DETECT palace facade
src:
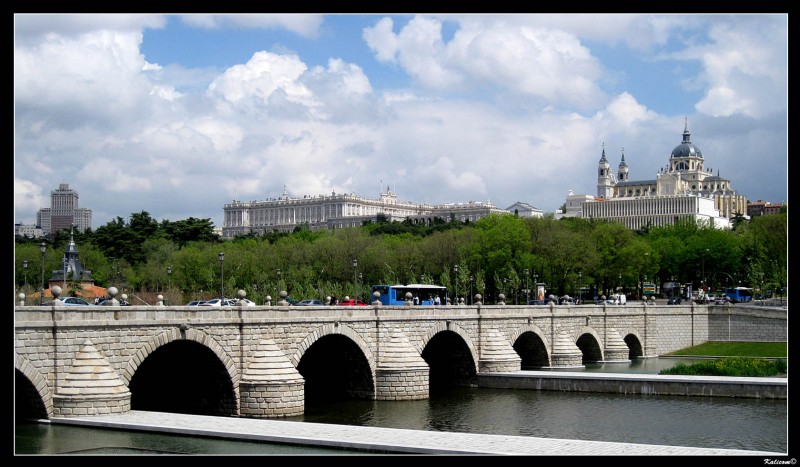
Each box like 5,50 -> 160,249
222,187 -> 520,238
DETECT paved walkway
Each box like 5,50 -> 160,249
50,411 -> 783,456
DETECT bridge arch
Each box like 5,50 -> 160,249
289,322 -> 376,373
510,324 -> 552,369
575,326 -> 604,363
619,328 -> 645,359
418,320 -> 480,375
121,327 -> 240,386
15,353 -> 53,418
292,323 -> 377,402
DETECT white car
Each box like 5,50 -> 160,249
199,298 -> 255,306
198,298 -> 228,307
61,296 -> 93,306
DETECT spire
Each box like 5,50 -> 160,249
619,147 -> 627,167
599,142 -> 608,163
682,117 -> 691,144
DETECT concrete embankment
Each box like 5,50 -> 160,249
477,371 -> 787,399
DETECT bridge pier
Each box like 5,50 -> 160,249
478,328 -> 522,373
375,332 -> 429,400
239,339 -> 305,418
53,339 -> 131,417
548,329 -> 584,368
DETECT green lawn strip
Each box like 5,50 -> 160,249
661,341 -> 787,377
659,356 -> 787,377
664,341 -> 786,358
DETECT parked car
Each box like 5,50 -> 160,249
558,296 -> 575,305
294,299 -> 325,306
667,296 -> 682,305
61,296 -> 93,306
198,298 -> 234,307
234,298 -> 257,307
186,300 -> 204,306
338,299 -> 369,306
95,299 -> 131,306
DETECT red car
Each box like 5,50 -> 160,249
338,299 -> 369,306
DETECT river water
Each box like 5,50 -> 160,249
15,358 -> 788,455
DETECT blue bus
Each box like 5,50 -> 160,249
724,287 -> 753,303
371,284 -> 448,306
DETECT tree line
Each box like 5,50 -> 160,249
14,207 -> 787,305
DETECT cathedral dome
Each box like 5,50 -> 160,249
671,119 -> 703,159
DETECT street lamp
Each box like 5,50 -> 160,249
618,273 -> 622,295
469,275 -> 474,305
352,259 -> 358,294
578,271 -> 582,304
276,268 -> 281,295
533,274 -> 538,302
166,266 -> 172,304
453,264 -> 458,304
358,272 -> 363,301
524,269 -> 529,303
23,260 -> 28,293
39,242 -> 46,305
218,252 -> 225,300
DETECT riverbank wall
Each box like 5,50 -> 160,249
477,371 -> 787,399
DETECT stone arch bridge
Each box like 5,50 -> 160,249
14,302 -> 785,420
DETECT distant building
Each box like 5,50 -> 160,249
747,200 -> 785,217
222,186 -> 511,238
14,223 -> 44,239
559,119 -> 748,230
37,183 -> 92,235
44,229 -> 106,300
505,202 -> 544,218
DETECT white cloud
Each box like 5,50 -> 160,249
364,15 -> 606,110
690,16 -> 788,118
179,14 -> 324,38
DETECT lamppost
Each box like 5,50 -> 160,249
23,260 -> 28,293
469,275 -> 474,305
39,242 -> 46,305
453,264 -> 458,304
358,272 -> 363,301
533,274 -> 538,302
218,252 -> 225,300
578,271 -> 582,304
352,259 -> 358,296
524,269 -> 529,303
276,268 -> 281,296
618,273 -> 622,295
166,266 -> 172,304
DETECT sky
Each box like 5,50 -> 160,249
14,13 -> 788,230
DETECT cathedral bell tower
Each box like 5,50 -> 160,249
617,148 -> 629,183
597,143 -> 615,199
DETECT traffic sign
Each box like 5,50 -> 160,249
643,283 -> 656,295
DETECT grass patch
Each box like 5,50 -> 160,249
664,341 -> 786,358
659,357 -> 787,377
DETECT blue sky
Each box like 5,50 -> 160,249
14,14 -> 788,229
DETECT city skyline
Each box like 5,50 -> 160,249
14,14 -> 787,229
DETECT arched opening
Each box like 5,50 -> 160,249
297,334 -> 374,404
421,330 -> 476,396
128,340 -> 237,416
